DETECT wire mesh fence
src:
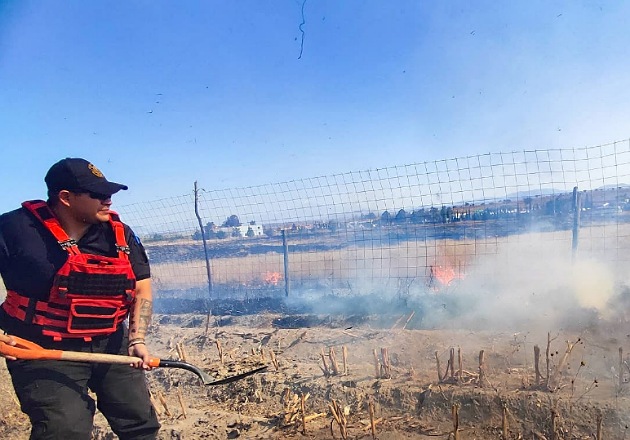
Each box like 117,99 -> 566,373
119,139 -> 630,306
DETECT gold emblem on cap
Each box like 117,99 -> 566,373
88,163 -> 104,178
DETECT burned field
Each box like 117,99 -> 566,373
93,311 -> 630,439
2,224 -> 630,439
2,303 -> 630,440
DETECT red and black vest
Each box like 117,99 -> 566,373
2,200 -> 136,341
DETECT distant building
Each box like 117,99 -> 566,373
235,224 -> 264,237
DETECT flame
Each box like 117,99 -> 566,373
264,271 -> 282,285
430,265 -> 464,288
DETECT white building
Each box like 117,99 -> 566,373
235,224 -> 264,237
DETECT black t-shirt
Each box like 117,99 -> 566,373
0,205 -> 150,338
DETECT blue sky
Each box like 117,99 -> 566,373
1,1 -> 629,213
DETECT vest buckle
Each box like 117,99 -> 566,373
58,239 -> 78,249
116,245 -> 131,255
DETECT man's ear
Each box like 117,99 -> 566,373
58,190 -> 72,207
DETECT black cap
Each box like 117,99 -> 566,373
45,158 -> 128,196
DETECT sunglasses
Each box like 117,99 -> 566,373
73,191 -> 112,201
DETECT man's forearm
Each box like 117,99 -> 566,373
129,278 -> 153,343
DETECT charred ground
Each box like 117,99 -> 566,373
1,303 -> 630,439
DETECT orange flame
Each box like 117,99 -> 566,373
264,271 -> 282,285
430,265 -> 464,287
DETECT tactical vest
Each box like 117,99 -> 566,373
2,200 -> 136,341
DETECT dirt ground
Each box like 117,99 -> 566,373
1,312 -> 630,439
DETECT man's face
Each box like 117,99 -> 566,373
67,191 -> 113,224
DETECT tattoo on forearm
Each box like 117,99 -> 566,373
138,298 -> 152,333
129,298 -> 153,337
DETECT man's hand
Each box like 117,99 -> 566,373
128,340 -> 153,370
0,333 -> 17,361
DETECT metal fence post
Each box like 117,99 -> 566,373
572,186 -> 581,261
282,229 -> 290,297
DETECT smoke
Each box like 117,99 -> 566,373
571,259 -> 615,312
274,232 -> 625,339
424,235 -> 619,335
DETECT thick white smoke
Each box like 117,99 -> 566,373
427,235 -> 619,335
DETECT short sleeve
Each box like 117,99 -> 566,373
124,224 -> 151,281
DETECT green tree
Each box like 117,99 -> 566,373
438,206 -> 454,223
410,209 -> 426,223
204,221 -> 216,236
395,209 -> 407,223
223,215 -> 241,227
246,227 -> 255,237
429,207 -> 440,223
328,220 -> 339,233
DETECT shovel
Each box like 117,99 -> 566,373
0,336 -> 267,386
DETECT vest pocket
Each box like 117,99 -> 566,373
67,299 -> 123,333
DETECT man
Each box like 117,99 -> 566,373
0,158 -> 160,439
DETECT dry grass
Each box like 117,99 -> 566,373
150,241 -> 469,290
150,225 -> 630,290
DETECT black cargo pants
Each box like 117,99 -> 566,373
6,329 -> 160,440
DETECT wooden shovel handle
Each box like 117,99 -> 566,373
1,336 -> 268,386
0,336 -> 161,367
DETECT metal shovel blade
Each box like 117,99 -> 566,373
156,360 -> 268,386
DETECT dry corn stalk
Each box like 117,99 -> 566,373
373,349 -> 380,379
545,333 -> 552,389
362,418 -> 383,431
158,391 -> 172,417
478,350 -> 486,387
176,388 -> 187,419
435,351 -> 443,382
368,399 -> 376,439
452,404 -> 460,440
175,342 -> 187,362
329,347 -> 340,375
282,389 -> 309,426
270,349 -> 279,371
216,340 -> 224,364
549,337 -> 581,390
301,393 -> 307,434
304,412 -> 326,423
320,348 -> 330,376
328,399 -> 348,440
148,389 -> 161,416
390,314 -> 406,330
342,346 -> 348,375
534,345 -> 542,385
381,348 -> 391,379
401,310 -> 415,331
